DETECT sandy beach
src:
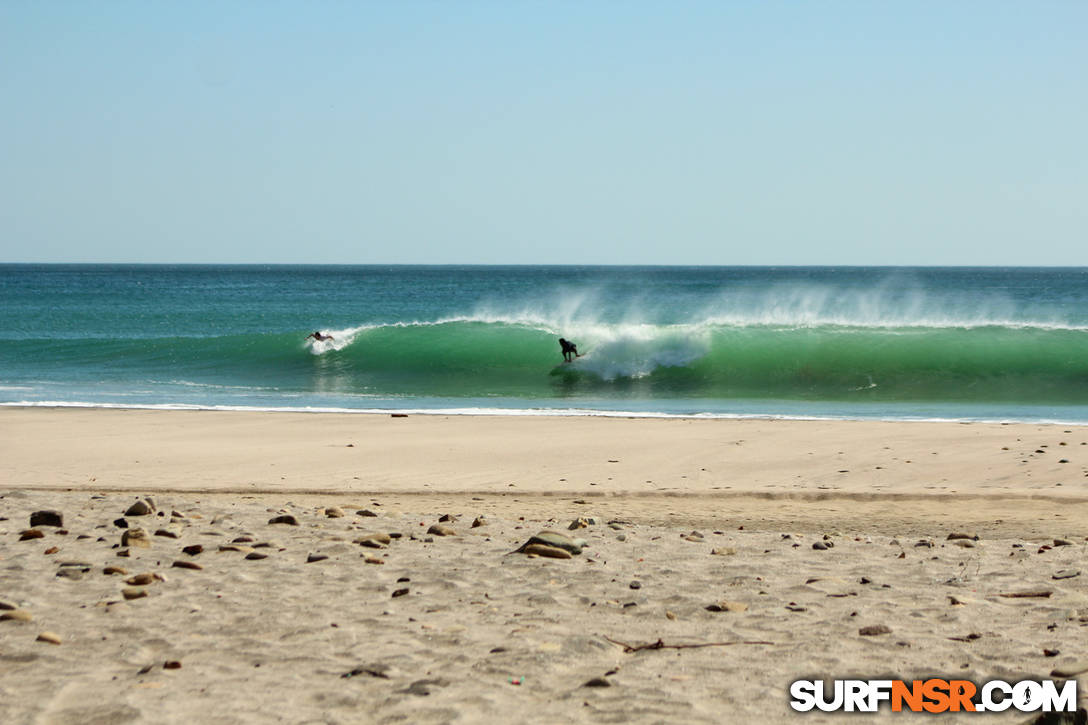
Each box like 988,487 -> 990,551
2,409 -> 1087,723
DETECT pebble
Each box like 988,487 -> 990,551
268,515 -> 299,526
711,547 -> 736,556
306,554 -> 329,563
363,556 -> 384,565
29,510 -> 63,528
36,632 -> 62,645
43,546 -> 59,555
706,601 -> 748,613
245,552 -> 269,560
182,545 -> 204,556
859,625 -> 892,636
427,524 -> 456,537
154,528 -> 180,539
629,581 -> 641,590
172,561 -> 202,570
219,545 -> 254,553
391,588 -> 409,598
113,518 -> 129,529
103,566 -> 128,576
355,533 -> 391,548
325,507 -> 345,518
0,600 -> 16,611
0,609 -> 33,623
122,588 -> 148,601
19,529 -> 45,541
357,510 -> 378,517
1053,570 -> 1080,580
582,677 -> 611,688
471,516 -> 486,528
952,540 -> 976,548
125,499 -> 155,517
56,568 -> 84,581
121,528 -> 151,548
568,517 -> 592,530
946,532 -> 978,541
1051,661 -> 1088,678
515,531 -> 586,555
1053,538 -> 1073,547
521,543 -> 572,559
812,541 -> 829,550
125,573 -> 159,586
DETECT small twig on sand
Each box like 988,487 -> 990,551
603,636 -> 774,653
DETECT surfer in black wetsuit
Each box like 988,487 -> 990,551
306,331 -> 334,342
558,337 -> 581,362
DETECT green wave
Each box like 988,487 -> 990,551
8,320 -> 1088,403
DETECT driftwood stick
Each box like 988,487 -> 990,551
603,635 -> 774,653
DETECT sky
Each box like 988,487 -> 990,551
1,1 -> 1085,265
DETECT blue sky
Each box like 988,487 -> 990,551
1,2 -> 1085,265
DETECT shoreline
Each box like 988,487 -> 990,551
5,400 -> 1088,427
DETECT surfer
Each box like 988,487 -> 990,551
558,337 -> 581,363
305,331 -> 334,342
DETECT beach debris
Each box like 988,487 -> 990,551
267,514 -> 298,526
36,631 -> 62,645
999,590 -> 1053,599
29,510 -> 63,528
603,636 -> 773,653
121,528 -> 151,548
0,609 -> 33,623
125,499 -> 155,517
341,664 -> 392,679
859,625 -> 892,636
0,600 -> 16,611
19,529 -> 44,541
568,517 -> 596,530
509,677 -> 524,686
427,524 -> 456,537
512,531 -> 586,557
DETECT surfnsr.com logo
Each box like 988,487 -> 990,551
790,678 -> 1078,713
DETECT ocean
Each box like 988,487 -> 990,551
3,264 -> 1088,423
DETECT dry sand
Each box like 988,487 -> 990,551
2,408 -> 1087,723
